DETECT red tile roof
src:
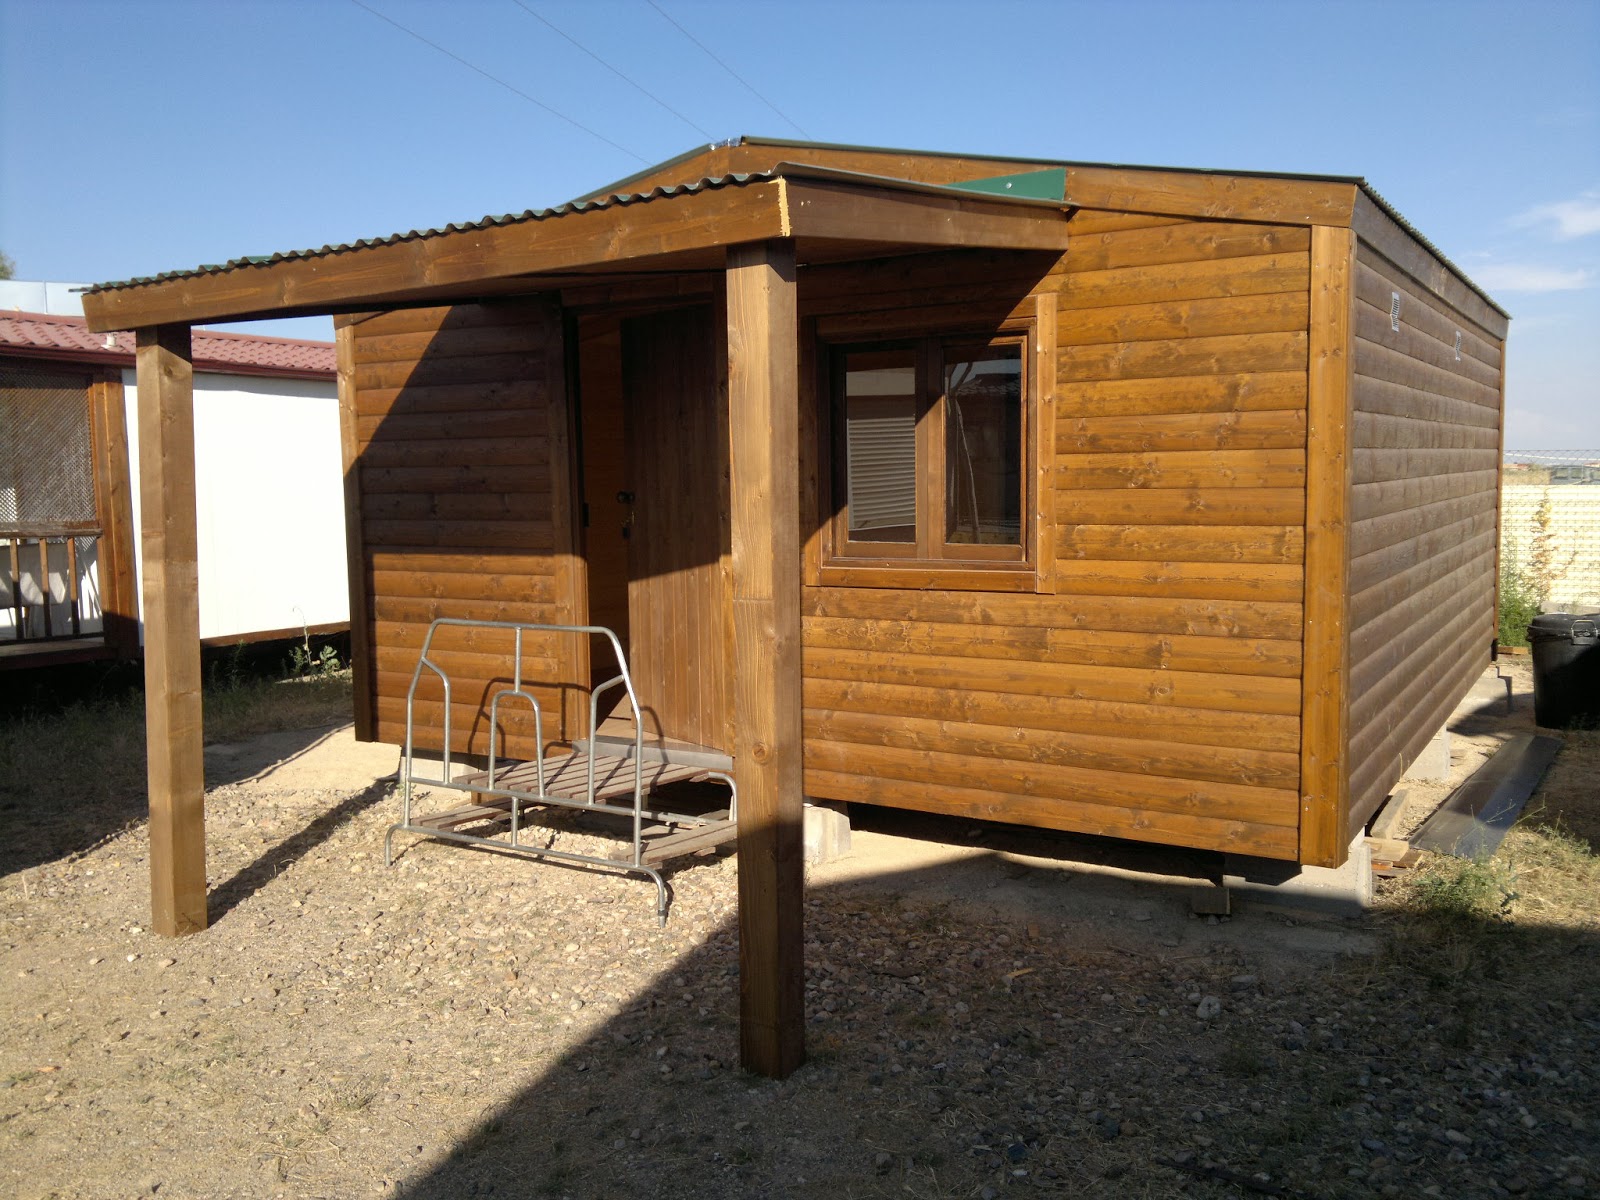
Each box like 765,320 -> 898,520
0,310 -> 334,378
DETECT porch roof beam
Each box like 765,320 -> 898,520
81,174 -> 1069,334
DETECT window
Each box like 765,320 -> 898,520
826,329 -> 1034,579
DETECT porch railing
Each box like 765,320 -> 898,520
4,525 -> 103,642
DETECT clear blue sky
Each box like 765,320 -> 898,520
2,0 -> 1596,446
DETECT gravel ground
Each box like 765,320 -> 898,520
2,668 -> 1597,1200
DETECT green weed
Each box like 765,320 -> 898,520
1407,854 -> 1519,923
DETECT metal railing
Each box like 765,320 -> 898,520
3,525 -> 102,641
383,618 -> 736,923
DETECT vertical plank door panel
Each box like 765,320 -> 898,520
621,306 -> 730,748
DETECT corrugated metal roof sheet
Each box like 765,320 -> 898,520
589,137 -> 1508,319
81,139 -> 1506,321
0,311 -> 335,376
82,172 -> 781,296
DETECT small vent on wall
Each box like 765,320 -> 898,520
1390,292 -> 1402,332
1454,331 -> 1463,361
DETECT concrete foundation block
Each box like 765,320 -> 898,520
804,799 -> 852,864
1402,726 -> 1451,782
1189,882 -> 1231,916
1224,829 -> 1373,918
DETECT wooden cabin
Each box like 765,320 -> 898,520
0,301 -> 346,668
328,141 -> 1507,874
81,141 -> 1506,1070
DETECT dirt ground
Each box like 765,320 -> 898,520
1,664 -> 1596,1199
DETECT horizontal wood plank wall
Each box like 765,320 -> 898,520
1343,241 -> 1504,832
799,218 -> 1310,860
349,300 -> 578,758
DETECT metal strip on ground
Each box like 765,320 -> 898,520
1410,733 -> 1562,859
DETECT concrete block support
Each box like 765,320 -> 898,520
803,799 -> 852,864
1403,726 -> 1452,783
1225,829 -> 1374,918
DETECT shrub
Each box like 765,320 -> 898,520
1498,554 -> 1541,647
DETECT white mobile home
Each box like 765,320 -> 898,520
1,284 -> 347,666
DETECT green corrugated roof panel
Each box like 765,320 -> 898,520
947,168 -> 1067,202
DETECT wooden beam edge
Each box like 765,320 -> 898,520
81,182 -> 791,333
335,325 -> 375,742
1299,226 -> 1356,868
784,176 -> 1072,251
1350,192 -> 1508,340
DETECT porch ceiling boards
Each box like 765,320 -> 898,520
81,164 -> 1071,332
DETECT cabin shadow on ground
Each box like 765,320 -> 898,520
389,849 -> 1600,1200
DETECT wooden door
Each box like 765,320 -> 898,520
620,306 -> 731,750
577,316 -> 629,677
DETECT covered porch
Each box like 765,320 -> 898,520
81,163 -> 1071,1077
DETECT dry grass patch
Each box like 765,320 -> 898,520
1522,727 -> 1600,847
0,666 -> 352,876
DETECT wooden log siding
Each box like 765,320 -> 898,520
1342,241 -> 1504,832
346,301 -> 579,758
799,217 -> 1311,860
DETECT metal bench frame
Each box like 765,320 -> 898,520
383,618 -> 736,922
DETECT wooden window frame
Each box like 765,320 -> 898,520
816,301 -> 1051,593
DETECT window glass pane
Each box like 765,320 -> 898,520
944,343 -> 1022,546
843,348 -> 917,543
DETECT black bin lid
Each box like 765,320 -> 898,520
1528,613 -> 1600,644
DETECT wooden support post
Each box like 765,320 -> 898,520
726,240 -> 805,1079
136,325 -> 206,936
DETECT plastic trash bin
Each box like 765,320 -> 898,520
1527,612 -> 1600,729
